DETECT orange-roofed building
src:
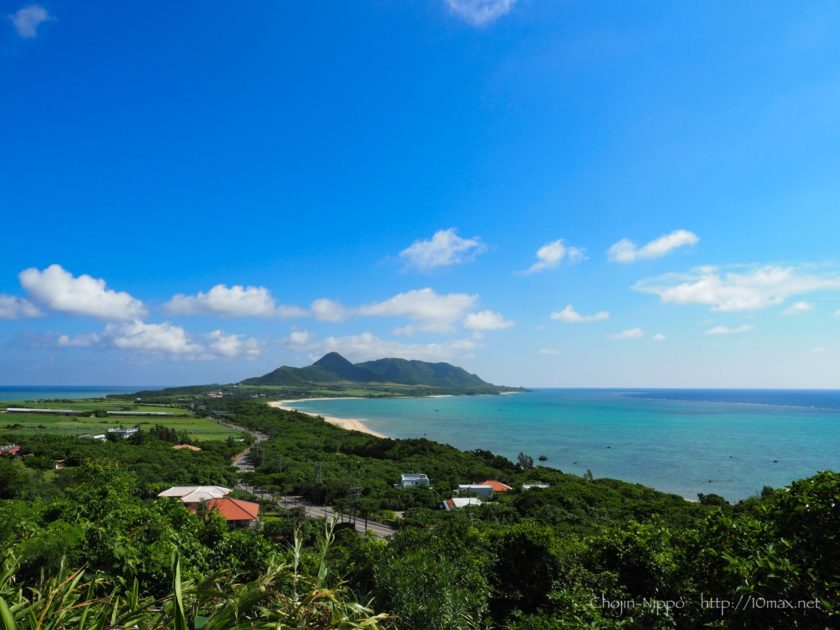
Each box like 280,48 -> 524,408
477,480 -> 513,493
190,498 -> 260,529
172,444 -> 202,452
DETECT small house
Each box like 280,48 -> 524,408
79,433 -> 106,441
0,444 -> 21,457
441,497 -> 482,510
522,482 -> 550,490
477,480 -> 513,493
190,498 -> 260,529
458,484 -> 494,499
395,473 -> 430,489
172,444 -> 202,452
54,459 -> 66,470
158,485 -> 231,503
107,427 -> 139,439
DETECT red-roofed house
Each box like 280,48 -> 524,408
172,444 -> 202,452
477,480 -> 513,493
191,498 -> 261,529
0,444 -> 21,457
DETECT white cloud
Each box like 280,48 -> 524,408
288,330 -> 312,346
287,330 -> 481,362
445,0 -> 517,26
310,298 -> 349,322
653,333 -> 666,341
704,324 -> 753,335
524,239 -> 586,274
0,295 -> 40,319
164,284 -> 299,318
608,229 -> 699,263
463,310 -> 514,331
611,327 -> 644,340
207,330 -> 261,359
108,320 -> 203,354
782,301 -> 814,315
399,228 -> 484,271
9,4 -> 52,38
57,321 -> 259,359
550,305 -> 609,323
538,348 -> 559,356
19,264 -> 146,320
812,347 -> 826,353
357,288 -> 477,332
635,265 -> 840,312
57,332 -> 101,348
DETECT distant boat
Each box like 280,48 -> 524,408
538,455 -> 548,461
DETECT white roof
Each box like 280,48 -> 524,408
522,482 -> 550,489
158,486 -> 231,502
458,484 -> 492,490
451,497 -> 482,508
401,473 -> 429,480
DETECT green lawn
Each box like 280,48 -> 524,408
0,411 -> 240,441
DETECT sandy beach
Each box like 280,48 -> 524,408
269,398 -> 388,438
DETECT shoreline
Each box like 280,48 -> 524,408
268,399 -> 388,438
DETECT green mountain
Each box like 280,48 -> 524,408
241,352 -> 514,393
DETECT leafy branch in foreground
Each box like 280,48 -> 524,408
0,521 -> 389,629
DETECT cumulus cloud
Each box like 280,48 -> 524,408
310,298 -> 349,322
56,321 -> 259,359
0,295 -> 41,319
399,228 -> 484,271
57,332 -> 101,348
704,324 -> 753,335
286,329 -> 480,362
463,310 -> 514,331
608,229 -> 699,263
635,265 -> 840,312
207,330 -> 261,359
19,264 -> 146,320
523,239 -> 586,274
107,320 -> 203,354
782,301 -> 814,315
538,348 -> 559,356
326,332 -> 480,362
611,327 -> 644,340
550,305 -> 609,323
652,333 -> 667,341
445,0 -> 517,26
9,4 -> 52,38
358,288 -> 478,332
165,284 -> 300,318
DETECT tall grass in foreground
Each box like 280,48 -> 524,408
0,521 -> 389,629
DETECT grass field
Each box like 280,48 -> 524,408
0,411 -> 241,441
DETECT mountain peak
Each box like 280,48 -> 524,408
313,352 -> 353,368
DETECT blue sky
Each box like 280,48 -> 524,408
2,0 -> 840,387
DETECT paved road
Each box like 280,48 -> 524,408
217,418 -> 396,539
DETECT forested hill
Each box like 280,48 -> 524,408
241,352 -> 517,393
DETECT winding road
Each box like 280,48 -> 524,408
225,419 -> 396,539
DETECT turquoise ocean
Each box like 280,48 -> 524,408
289,389 -> 840,501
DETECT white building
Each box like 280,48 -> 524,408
458,484 -> 494,499
522,482 -> 551,490
395,473 -> 430,489
107,427 -> 139,439
441,497 -> 482,510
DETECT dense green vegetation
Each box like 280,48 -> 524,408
1,396 -> 837,628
